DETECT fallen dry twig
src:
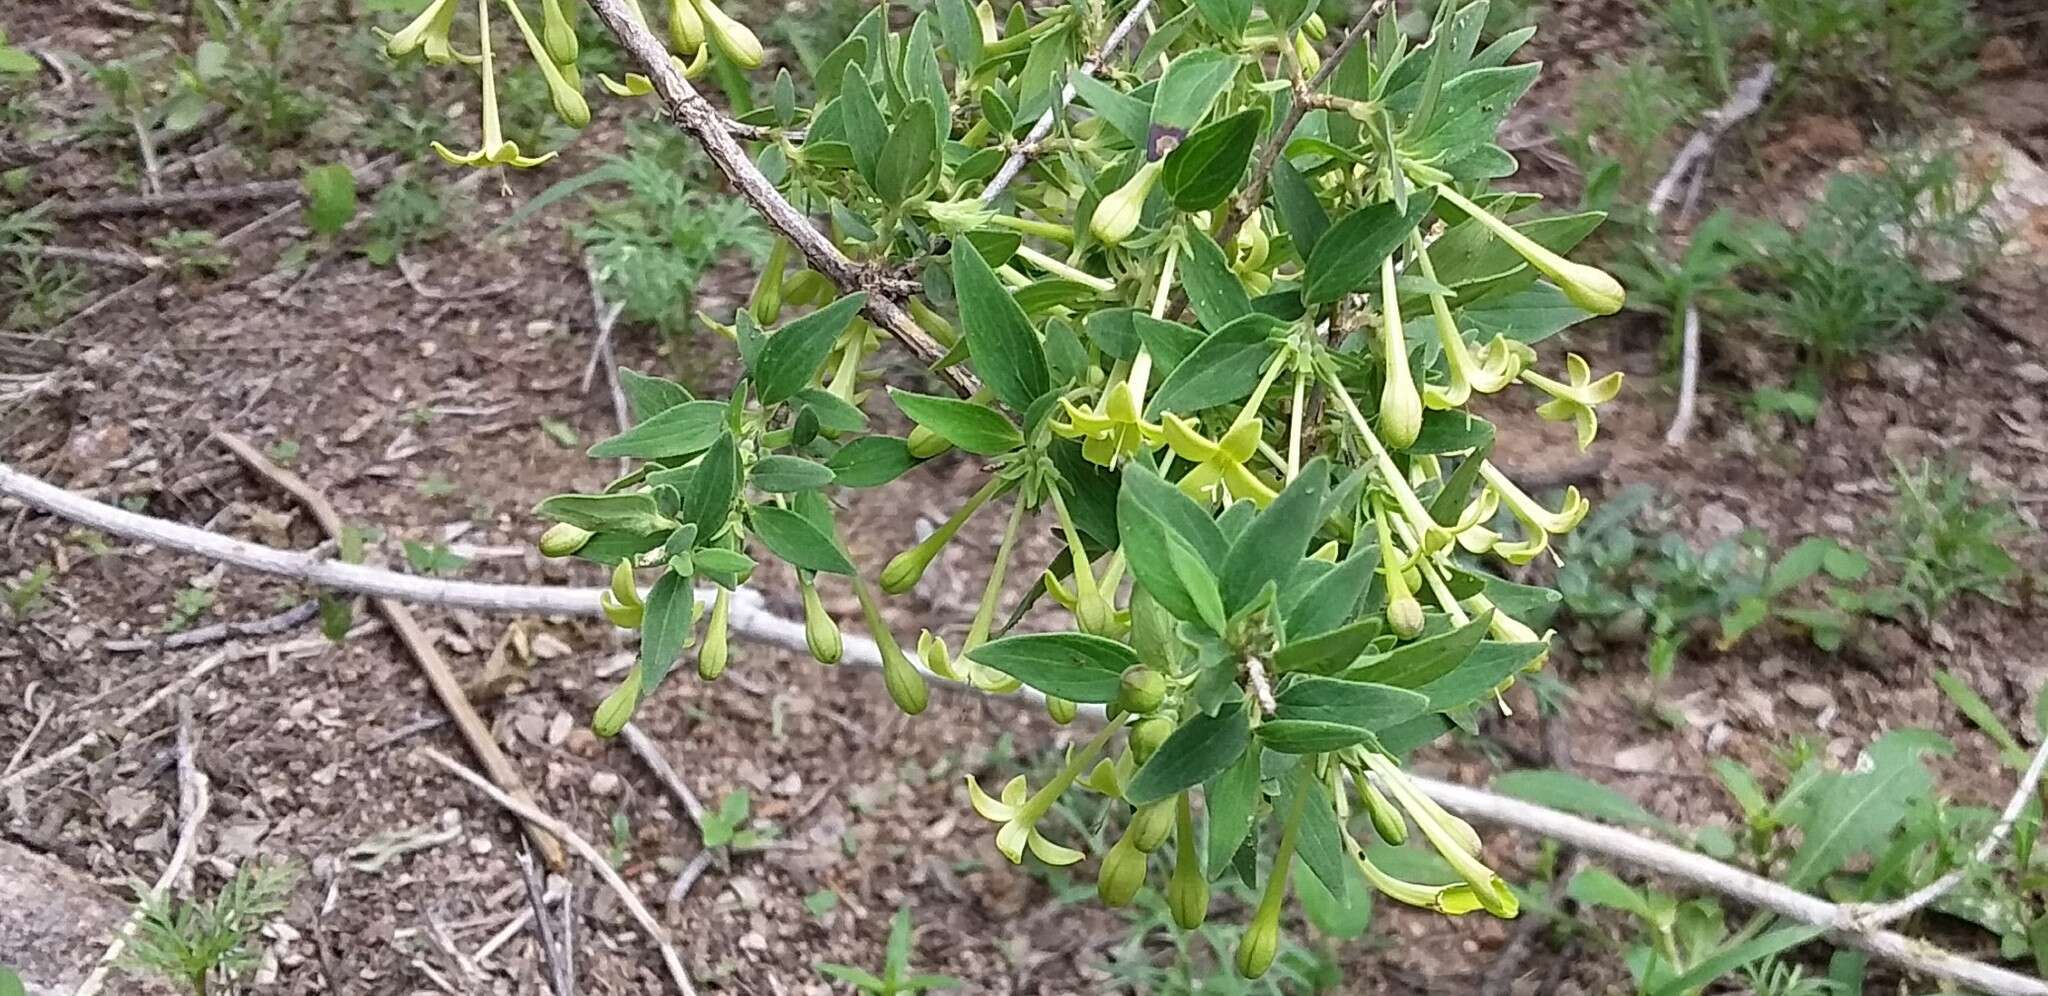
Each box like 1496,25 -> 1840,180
211,430 -> 567,871
104,599 -> 320,653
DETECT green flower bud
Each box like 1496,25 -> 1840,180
1097,835 -> 1147,907
1292,33 -> 1321,77
1077,590 -> 1120,638
611,560 -> 643,608
1358,773 -> 1409,845
593,668 -> 642,737
1129,716 -> 1173,763
880,544 -> 937,596
906,425 -> 953,459
801,579 -> 842,665
1377,256 -> 1423,449
692,0 -> 763,69
1046,696 -> 1077,725
1127,799 -> 1175,853
1167,796 -> 1208,929
667,0 -> 705,53
539,522 -> 592,557
1235,913 -> 1281,979
600,591 -> 644,629
1435,185 -> 1624,315
501,0 -> 589,128
749,239 -> 789,326
1303,12 -> 1327,39
1090,159 -> 1162,246
1389,595 -> 1425,639
1117,665 -> 1166,715
541,0 -> 579,64
698,589 -> 731,680
883,645 -> 929,715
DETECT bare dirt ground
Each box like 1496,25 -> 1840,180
4,2 -> 2048,994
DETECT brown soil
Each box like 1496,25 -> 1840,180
4,3 -> 2047,996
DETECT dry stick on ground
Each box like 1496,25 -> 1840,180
72,697 -> 213,996
0,648 -> 231,793
517,843 -> 571,996
578,256 -> 632,475
581,0 -> 976,399
1648,64 -> 1775,448
55,177 -> 306,220
9,244 -> 164,272
104,599 -> 320,652
3,466 -> 2045,994
976,0 -> 1158,207
620,721 -> 708,827
1842,734 -> 2048,931
424,748 -> 696,996
210,430 -> 568,872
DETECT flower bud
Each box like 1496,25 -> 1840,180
1303,12 -> 1327,38
1090,159 -> 1162,247
882,640 -> 929,715
1097,835 -> 1147,907
1077,590 -> 1120,638
1377,256 -> 1422,449
1388,595 -> 1425,639
541,0 -> 579,64
539,522 -> 592,557
698,589 -> 731,680
1292,33 -> 1321,77
1127,799 -> 1175,853
906,425 -> 953,459
593,669 -> 642,737
1359,773 -> 1409,845
1167,797 -> 1209,928
880,543 -> 938,596
1436,185 -> 1625,315
802,579 -> 842,665
667,0 -> 705,54
1046,696 -> 1077,725
1129,716 -> 1172,763
693,0 -> 764,69
600,591 -> 644,629
975,0 -> 999,44
611,561 -> 643,608
1235,912 -> 1281,979
1117,666 -> 1167,715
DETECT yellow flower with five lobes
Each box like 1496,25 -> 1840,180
1521,353 -> 1624,452
538,522 -> 593,557
800,584 -> 843,665
1376,256 -> 1423,449
1159,414 -> 1280,507
384,0 -> 477,64
434,0 -> 557,166
1091,159 -> 1163,246
1478,461 -> 1589,565
667,0 -> 705,54
1434,185 -> 1624,315
1363,754 -> 1518,918
691,0 -> 763,69
967,774 -> 1088,866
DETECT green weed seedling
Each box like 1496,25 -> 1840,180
1881,458 -> 2025,625
120,859 -> 300,996
815,908 -> 961,996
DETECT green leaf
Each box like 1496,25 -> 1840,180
1303,191 -> 1438,305
793,387 -> 868,433
888,389 -> 1023,455
755,293 -> 868,406
1345,613 -> 1491,688
0,963 -> 26,996
815,964 -> 888,991
684,432 -> 739,540
1281,548 -> 1381,639
0,47 -> 40,75
1119,462 -> 1228,567
589,400 -> 728,459
971,633 -> 1137,703
1274,675 -> 1429,730
1407,639 -> 1544,711
302,163 -> 358,237
1783,731 -> 1944,889
749,506 -> 857,575
1406,64 -> 1541,159
1293,771 -> 1350,901
1203,737 -> 1262,877
1567,867 -> 1653,920
1177,227 -> 1254,331
1162,107 -> 1263,210
1191,0 -> 1252,36
1651,925 -> 1826,996
1143,313 -> 1284,418
1493,770 -> 1676,835
1119,495 -> 1228,633
1259,719 -> 1380,753
617,368 -> 692,421
752,454 -> 835,492
1460,284 -> 1598,344
1071,70 -> 1152,146
1933,669 -> 2024,759
951,239 -> 1051,413
1150,50 -> 1241,133
877,100 -> 940,203
839,66 -> 888,189
1219,459 -> 1329,613
1296,853 -> 1373,939
1269,159 -> 1330,252
638,571 -> 696,692
1408,410 -> 1495,455
1129,702 -> 1251,804
1132,314 -> 1205,377
826,436 -> 919,488
534,493 -> 671,533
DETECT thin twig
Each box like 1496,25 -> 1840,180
1840,734 -> 2048,930
583,0 -> 975,397
3,708 -> 51,777
666,850 -> 716,906
72,699 -> 211,996
41,197 -> 299,343
7,244 -> 163,272
423,748 -> 697,996
132,109 -> 163,197
978,0 -> 1157,206
1662,302 -> 1702,446
211,430 -> 567,871
620,721 -> 708,828
1646,65 -> 1776,219
579,256 -> 632,475
0,649 -> 231,792
103,599 -> 320,652
395,253 -> 522,301
518,843 -> 569,996
53,177 -> 303,219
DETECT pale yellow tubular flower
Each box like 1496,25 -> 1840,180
1364,754 -> 1516,917
434,0 -> 557,168
690,0 -> 763,68
1520,353 -> 1624,452
1435,185 -> 1624,316
1477,461 -> 1588,565
502,0 -> 589,128
1160,414 -> 1278,507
